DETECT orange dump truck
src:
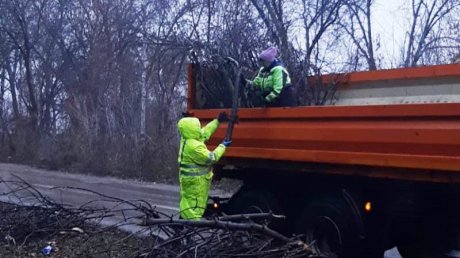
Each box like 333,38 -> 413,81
187,64 -> 460,258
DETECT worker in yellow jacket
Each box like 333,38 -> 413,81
177,112 -> 231,220
245,47 -> 295,107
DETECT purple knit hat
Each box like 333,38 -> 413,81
259,47 -> 277,62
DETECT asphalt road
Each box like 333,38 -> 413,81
0,163 -> 402,258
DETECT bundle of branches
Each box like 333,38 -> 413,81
0,176 -> 321,257
0,177 -> 162,257
142,213 -> 321,258
192,57 -> 263,110
193,58 -> 237,109
0,179 -> 87,245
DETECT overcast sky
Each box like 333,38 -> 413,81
296,0 -> 413,71
372,0 -> 406,66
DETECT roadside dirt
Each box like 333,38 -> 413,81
0,202 -> 154,258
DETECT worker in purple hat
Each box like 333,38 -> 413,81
244,47 -> 295,107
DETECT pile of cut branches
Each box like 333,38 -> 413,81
0,177 -> 321,257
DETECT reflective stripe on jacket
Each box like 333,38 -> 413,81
177,118 -> 226,174
177,117 -> 226,219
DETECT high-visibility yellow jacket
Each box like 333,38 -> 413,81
252,61 -> 291,103
177,117 -> 226,220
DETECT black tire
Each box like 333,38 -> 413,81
299,199 -> 346,258
298,196 -> 383,258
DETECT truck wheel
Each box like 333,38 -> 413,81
298,197 -> 383,258
299,199 -> 344,258
226,187 -> 285,231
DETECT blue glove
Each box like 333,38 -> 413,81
221,139 -> 232,147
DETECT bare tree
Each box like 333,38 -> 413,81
451,10 -> 460,63
2,50 -> 21,120
403,0 -> 460,67
249,0 -> 292,64
3,0 -> 40,131
300,0 -> 345,70
422,13 -> 460,64
341,0 -> 378,70
0,68 -> 4,147
454,51 -> 460,63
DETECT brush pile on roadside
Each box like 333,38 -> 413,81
0,177 -> 321,257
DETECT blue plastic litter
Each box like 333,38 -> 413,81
41,245 -> 53,256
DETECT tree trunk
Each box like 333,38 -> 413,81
366,0 -> 377,70
140,47 -> 148,137
0,69 -> 5,120
5,61 -> 20,119
19,15 -> 39,132
0,69 -> 5,144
